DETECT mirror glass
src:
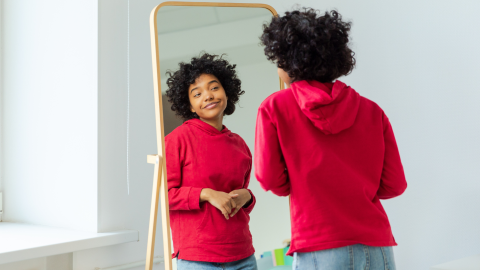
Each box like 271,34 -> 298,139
156,6 -> 290,268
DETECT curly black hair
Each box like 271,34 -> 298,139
260,8 -> 355,83
165,53 -> 244,121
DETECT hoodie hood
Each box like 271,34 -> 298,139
184,118 -> 232,136
291,80 -> 360,135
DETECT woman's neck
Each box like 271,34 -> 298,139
200,117 -> 223,131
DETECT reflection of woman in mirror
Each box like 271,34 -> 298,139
164,53 -> 257,269
256,8 -> 407,270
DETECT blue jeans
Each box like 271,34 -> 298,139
292,245 -> 396,270
178,254 -> 258,270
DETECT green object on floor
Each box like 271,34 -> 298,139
274,248 -> 285,265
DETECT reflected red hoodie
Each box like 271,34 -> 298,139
255,80 -> 407,255
166,119 -> 255,262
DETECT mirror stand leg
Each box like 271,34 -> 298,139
159,160 -> 173,270
145,155 -> 173,270
146,156 -> 162,270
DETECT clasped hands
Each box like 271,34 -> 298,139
200,188 -> 251,220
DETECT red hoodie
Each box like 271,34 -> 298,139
165,119 -> 256,262
255,80 -> 407,255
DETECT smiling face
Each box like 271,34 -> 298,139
188,73 -> 228,123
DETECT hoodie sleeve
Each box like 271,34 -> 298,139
241,144 -> 256,215
377,112 -> 407,199
254,105 -> 290,196
166,135 -> 202,211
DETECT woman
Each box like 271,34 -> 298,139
165,53 -> 257,270
255,9 -> 407,270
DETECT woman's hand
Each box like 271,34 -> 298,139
228,189 -> 252,217
200,188 -> 238,220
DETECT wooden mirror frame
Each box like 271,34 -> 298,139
146,2 -> 282,270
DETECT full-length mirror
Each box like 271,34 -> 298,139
147,3 -> 289,270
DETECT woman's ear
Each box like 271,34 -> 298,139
277,68 -> 292,87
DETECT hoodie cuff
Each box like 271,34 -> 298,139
242,189 -> 256,215
188,187 -> 203,210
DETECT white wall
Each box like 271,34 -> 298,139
0,253 -> 72,270
1,0 -> 480,270
1,0 -> 98,231
72,0 -> 163,269
0,0 -> 4,194
0,257 -> 46,270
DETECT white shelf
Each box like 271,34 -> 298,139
0,222 -> 138,265
431,254 -> 480,270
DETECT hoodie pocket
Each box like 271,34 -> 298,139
196,203 -> 251,245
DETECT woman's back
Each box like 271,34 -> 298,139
254,79 -> 407,255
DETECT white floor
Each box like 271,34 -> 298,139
431,254 -> 480,270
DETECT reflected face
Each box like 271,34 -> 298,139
188,73 -> 228,122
